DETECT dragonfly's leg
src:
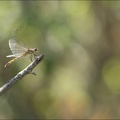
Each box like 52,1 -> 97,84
34,54 -> 38,59
29,54 -> 33,61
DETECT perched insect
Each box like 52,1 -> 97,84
4,39 -> 38,67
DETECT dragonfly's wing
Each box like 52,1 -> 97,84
8,39 -> 28,57
6,54 -> 17,57
6,53 -> 22,57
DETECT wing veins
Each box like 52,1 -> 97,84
8,39 -> 28,55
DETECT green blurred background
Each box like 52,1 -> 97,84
0,1 -> 120,119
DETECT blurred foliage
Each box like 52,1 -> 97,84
0,1 -> 120,119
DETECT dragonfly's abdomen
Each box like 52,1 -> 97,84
4,57 -> 19,67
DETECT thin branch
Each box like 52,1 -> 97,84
0,54 -> 44,96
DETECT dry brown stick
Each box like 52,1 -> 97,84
0,54 -> 44,96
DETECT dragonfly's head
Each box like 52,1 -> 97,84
29,48 -> 38,54
33,48 -> 38,53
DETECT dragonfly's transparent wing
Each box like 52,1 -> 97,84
6,53 -> 22,57
7,39 -> 28,57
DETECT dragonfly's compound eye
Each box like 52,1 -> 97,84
34,48 -> 38,52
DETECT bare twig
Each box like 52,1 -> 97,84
0,54 -> 44,96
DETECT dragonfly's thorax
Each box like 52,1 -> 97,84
28,48 -> 38,54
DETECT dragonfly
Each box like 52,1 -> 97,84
4,39 -> 38,67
